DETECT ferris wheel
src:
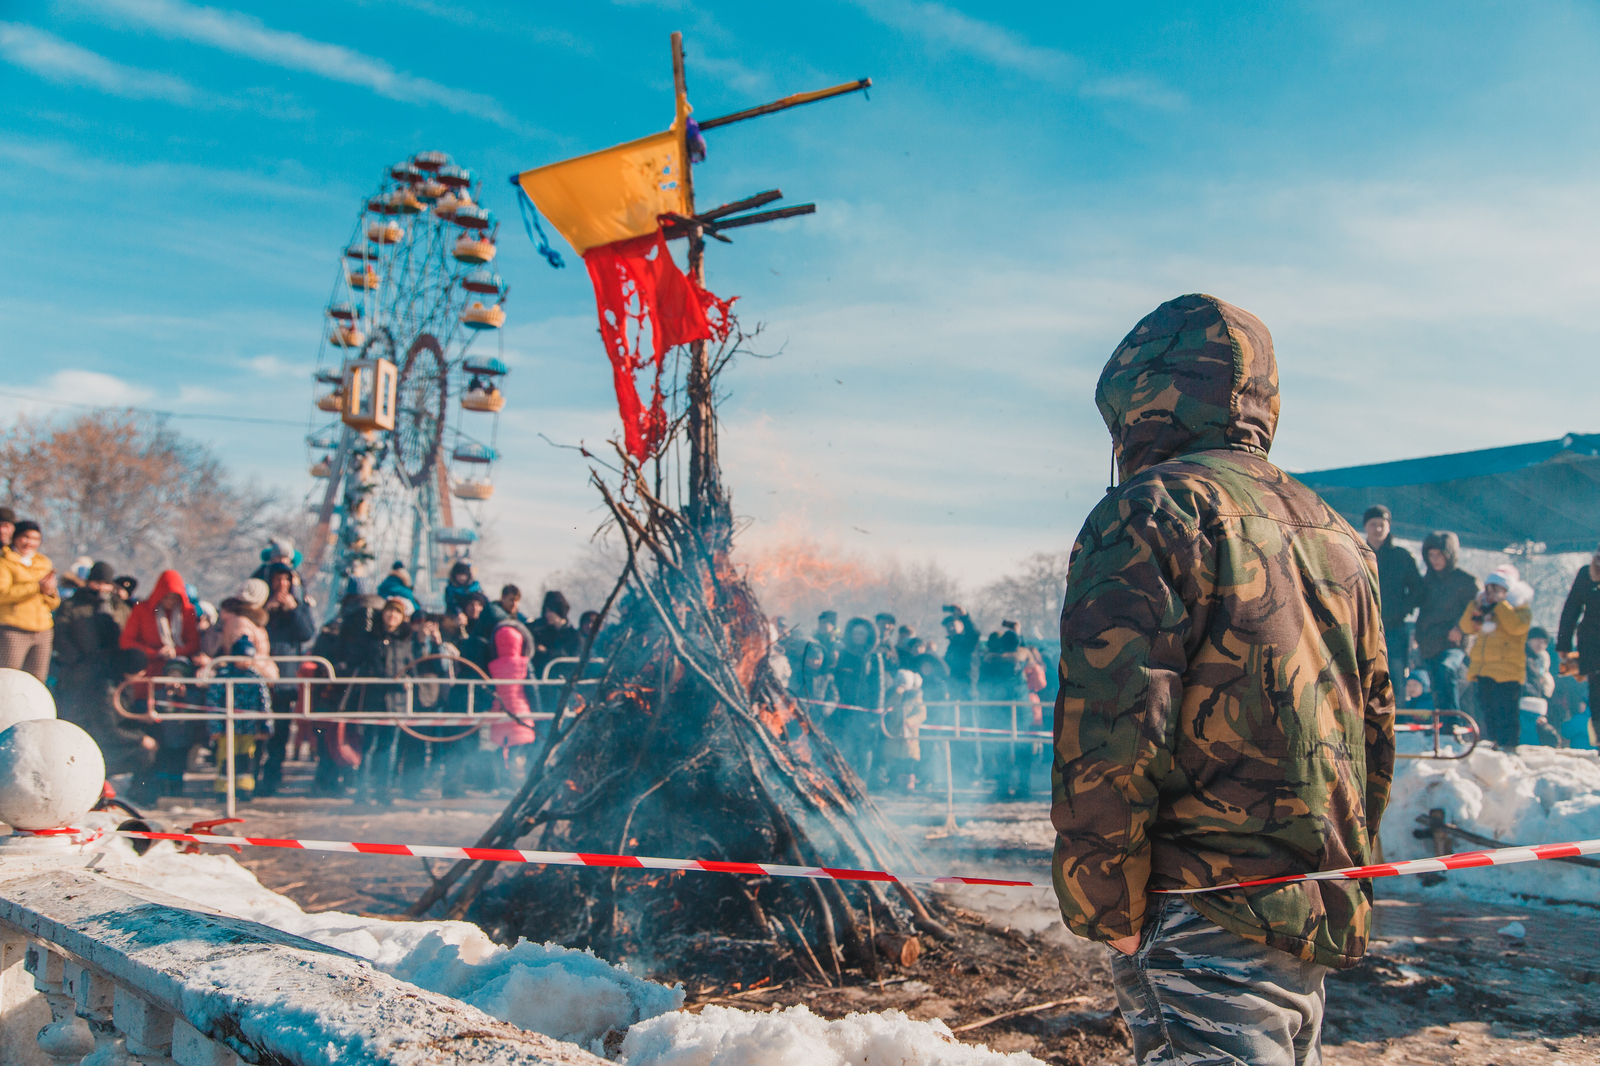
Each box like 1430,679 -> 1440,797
305,150 -> 512,612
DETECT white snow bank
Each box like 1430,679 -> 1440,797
1379,745 -> 1600,905
948,820 -> 1053,850
123,840 -> 681,1051
118,839 -> 1044,1064
620,1004 -> 1041,1066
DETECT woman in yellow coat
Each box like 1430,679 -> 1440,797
1459,565 -> 1533,750
0,520 -> 62,681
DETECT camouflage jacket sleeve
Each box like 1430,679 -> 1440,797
1052,499 -> 1203,942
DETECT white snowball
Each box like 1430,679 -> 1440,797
0,668 -> 56,734
0,719 -> 105,830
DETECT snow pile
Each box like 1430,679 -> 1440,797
620,1004 -> 1041,1066
125,843 -> 681,1050
119,841 -> 1045,1064
1379,745 -> 1600,905
949,820 -> 1053,850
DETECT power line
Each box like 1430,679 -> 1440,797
0,389 -> 308,427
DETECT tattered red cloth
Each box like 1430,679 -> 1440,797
583,229 -> 734,459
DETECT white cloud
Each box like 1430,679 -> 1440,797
1080,75 -> 1187,112
82,0 -> 525,129
0,21 -> 201,104
849,0 -> 1184,109
853,0 -> 1078,85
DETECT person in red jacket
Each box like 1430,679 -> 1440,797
120,570 -> 200,668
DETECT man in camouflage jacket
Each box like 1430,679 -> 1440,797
1052,294 -> 1394,1065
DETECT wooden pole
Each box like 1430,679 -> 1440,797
673,31 -> 723,541
698,79 -> 872,131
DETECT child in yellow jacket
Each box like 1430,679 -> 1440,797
1460,565 -> 1533,749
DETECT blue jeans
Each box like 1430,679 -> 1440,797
1425,649 -> 1466,711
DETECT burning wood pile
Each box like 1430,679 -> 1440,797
408,330 -> 953,986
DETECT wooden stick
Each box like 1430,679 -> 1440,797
699,190 -> 782,220
784,915 -> 832,987
949,996 -> 1099,1035
663,205 -> 816,241
698,79 -> 872,131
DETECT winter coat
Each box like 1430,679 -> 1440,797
882,688 -> 927,762
833,642 -> 887,711
529,617 -> 580,679
206,613 -> 279,730
53,587 -> 149,774
1557,564 -> 1600,674
1373,538 -> 1423,630
1414,533 -> 1478,662
1053,294 -> 1393,970
335,602 -> 415,716
376,573 -> 419,611
265,596 -> 316,659
488,625 -> 537,747
120,570 -> 200,666
942,622 -> 980,692
0,546 -> 61,631
443,578 -> 482,617
1460,594 -> 1534,685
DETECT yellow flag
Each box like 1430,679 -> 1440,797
516,123 -> 689,255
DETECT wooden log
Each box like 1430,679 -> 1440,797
873,933 -> 922,968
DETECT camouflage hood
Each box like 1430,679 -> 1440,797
1096,294 -> 1280,481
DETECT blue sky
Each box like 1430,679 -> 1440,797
4,0 -> 1599,591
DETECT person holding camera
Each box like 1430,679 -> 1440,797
1458,564 -> 1534,750
0,520 -> 61,680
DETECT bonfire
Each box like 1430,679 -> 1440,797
408,324 -> 952,985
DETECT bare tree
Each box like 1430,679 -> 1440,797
974,550 -> 1073,643
0,410 -> 293,598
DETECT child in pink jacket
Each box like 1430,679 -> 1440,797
488,625 -> 537,786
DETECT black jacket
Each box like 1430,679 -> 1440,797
1558,566 -> 1600,673
1414,533 -> 1478,662
1373,539 -> 1423,630
333,598 -> 415,715
265,598 -> 316,658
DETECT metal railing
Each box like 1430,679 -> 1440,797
111,655 -> 605,816
1393,707 -> 1480,760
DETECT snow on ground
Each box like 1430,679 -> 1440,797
620,1004 -> 1042,1066
1379,744 -> 1600,907
109,835 -> 1045,1065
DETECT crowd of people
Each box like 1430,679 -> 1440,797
0,506 -> 598,806
773,605 -> 1052,799
1360,504 -> 1598,750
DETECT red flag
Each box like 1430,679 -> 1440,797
583,229 -> 733,460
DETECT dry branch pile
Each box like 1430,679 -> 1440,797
409,332 -> 952,985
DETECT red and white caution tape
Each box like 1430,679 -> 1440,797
96,829 -> 1037,887
1153,838 -> 1600,894
73,829 -> 1600,894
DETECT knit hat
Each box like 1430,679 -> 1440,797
1529,626 -> 1551,642
383,595 -> 415,618
1484,570 -> 1510,589
219,597 -> 268,627
238,578 -> 269,609
818,610 -> 838,624
87,561 -> 115,583
895,669 -> 922,691
1362,505 -> 1391,524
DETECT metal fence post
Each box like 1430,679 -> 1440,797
224,680 -> 236,819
